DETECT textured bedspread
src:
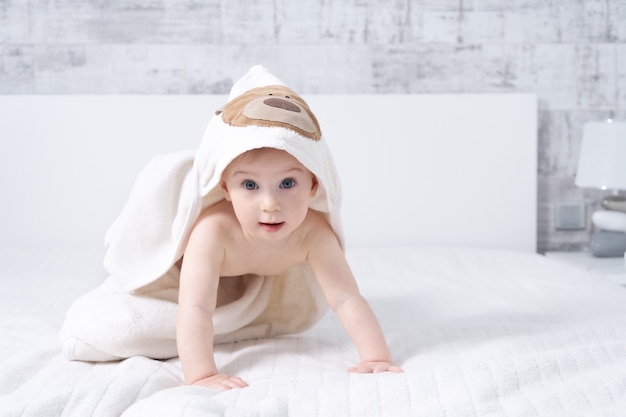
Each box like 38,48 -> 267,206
1,246 -> 626,416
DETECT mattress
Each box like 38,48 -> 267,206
1,246 -> 626,416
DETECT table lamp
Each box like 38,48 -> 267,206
575,119 -> 626,257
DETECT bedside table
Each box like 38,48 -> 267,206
545,251 -> 626,286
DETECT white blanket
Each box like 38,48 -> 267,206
2,246 -> 626,416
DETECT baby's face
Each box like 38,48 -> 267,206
221,148 -> 318,240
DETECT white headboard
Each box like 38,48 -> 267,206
0,94 -> 537,251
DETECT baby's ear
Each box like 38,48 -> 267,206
220,180 -> 232,201
310,176 -> 319,198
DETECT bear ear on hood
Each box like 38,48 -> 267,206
228,65 -> 287,101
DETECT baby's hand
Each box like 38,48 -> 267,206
191,373 -> 249,391
349,361 -> 404,374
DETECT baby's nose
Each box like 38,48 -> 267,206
261,193 -> 281,212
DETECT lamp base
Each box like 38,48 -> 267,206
590,230 -> 626,257
601,195 -> 626,213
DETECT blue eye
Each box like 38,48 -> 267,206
243,180 -> 258,190
280,178 -> 296,189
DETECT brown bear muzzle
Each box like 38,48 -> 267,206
263,97 -> 301,113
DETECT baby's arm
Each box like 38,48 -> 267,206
308,228 -> 402,373
176,215 -> 248,390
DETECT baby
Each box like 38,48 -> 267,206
178,147 -> 401,390
60,66 -> 401,391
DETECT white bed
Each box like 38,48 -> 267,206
2,94 -> 626,416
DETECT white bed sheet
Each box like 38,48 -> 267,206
1,246 -> 626,417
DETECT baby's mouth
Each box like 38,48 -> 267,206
259,222 -> 285,233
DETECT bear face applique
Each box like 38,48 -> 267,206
217,85 -> 321,141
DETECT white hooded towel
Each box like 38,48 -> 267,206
60,65 -> 343,361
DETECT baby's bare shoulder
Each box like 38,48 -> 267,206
303,210 -> 337,244
303,211 -> 344,267
184,201 -> 238,261
192,201 -> 237,235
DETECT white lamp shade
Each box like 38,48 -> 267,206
575,120 -> 626,191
